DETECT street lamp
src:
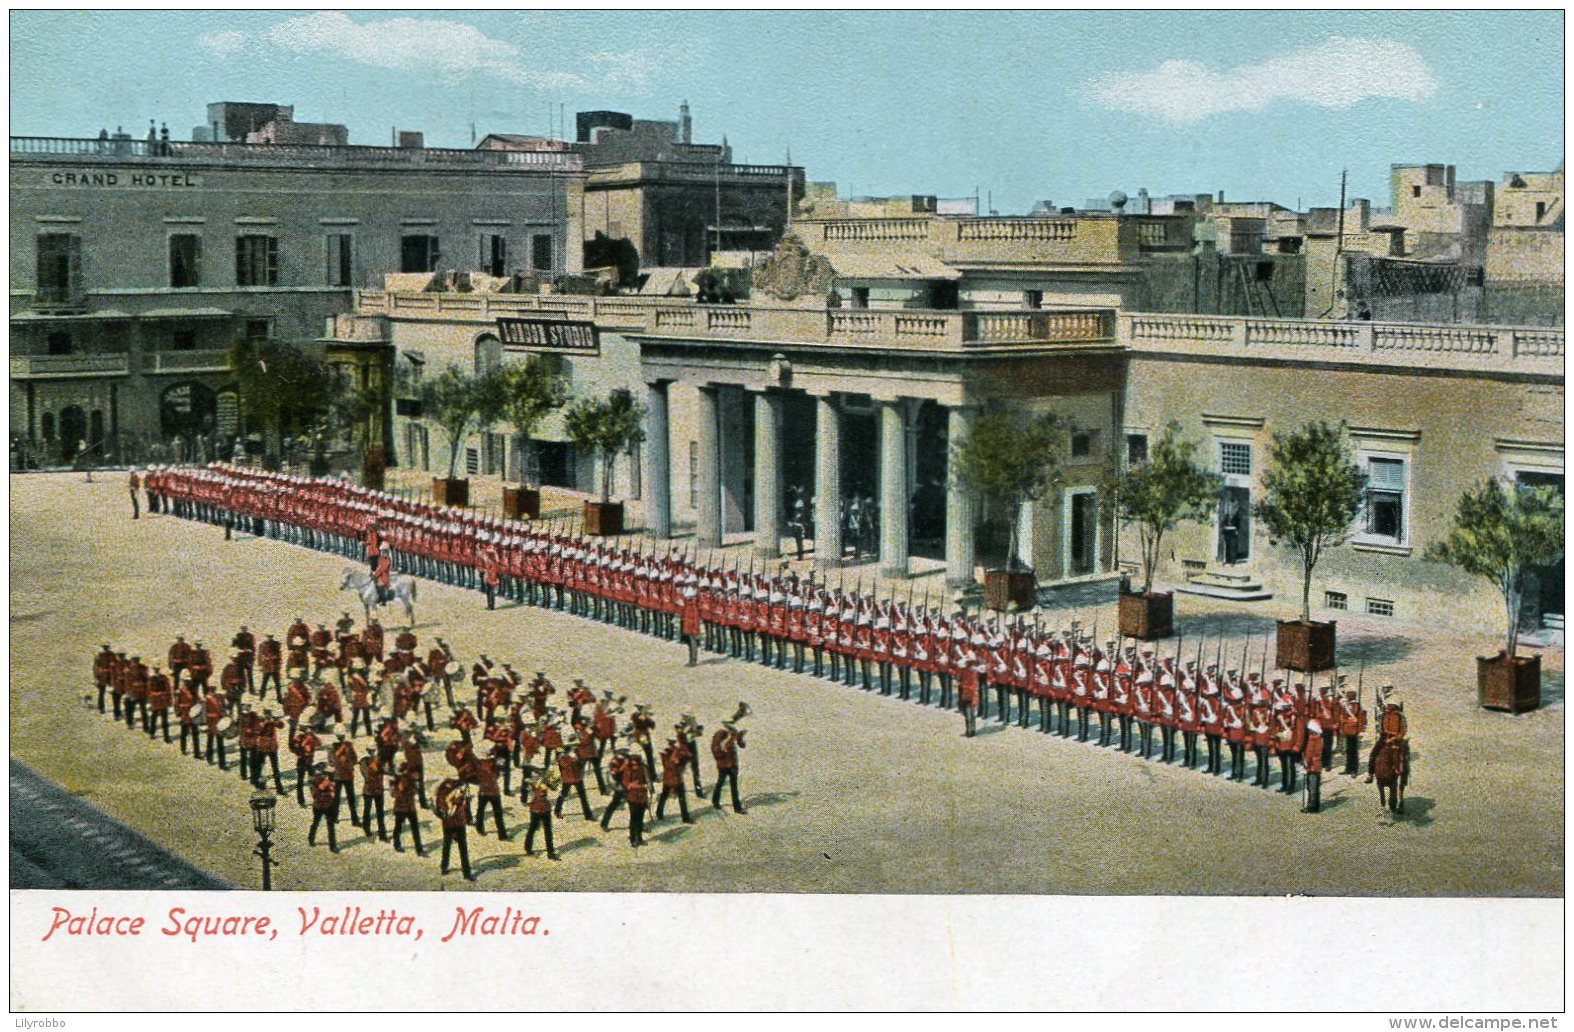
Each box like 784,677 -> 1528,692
249,789 -> 279,891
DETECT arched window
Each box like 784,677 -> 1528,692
474,334 -> 503,376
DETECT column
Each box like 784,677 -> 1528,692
752,390 -> 782,558
642,379 -> 672,538
694,385 -> 721,548
945,405 -> 978,588
878,398 -> 910,580
813,393 -> 842,569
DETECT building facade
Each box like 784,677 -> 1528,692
10,129 -> 583,466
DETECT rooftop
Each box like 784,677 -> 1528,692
10,136 -> 583,173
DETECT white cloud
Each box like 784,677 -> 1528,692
198,13 -> 669,95
1085,36 -> 1439,125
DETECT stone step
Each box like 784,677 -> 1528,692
1543,613 -> 1565,631
1176,583 -> 1275,602
1189,570 -> 1265,590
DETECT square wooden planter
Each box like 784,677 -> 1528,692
1478,653 -> 1540,713
502,486 -> 541,520
983,569 -> 1037,612
583,500 -> 624,536
1119,591 -> 1174,641
432,477 -> 469,507
1276,619 -> 1337,672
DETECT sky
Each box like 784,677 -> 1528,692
8,10 -> 1564,214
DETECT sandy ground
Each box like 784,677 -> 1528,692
8,472 -> 1564,895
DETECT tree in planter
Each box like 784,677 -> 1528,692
1106,422 -> 1222,595
1253,421 -> 1367,623
563,390 -> 646,505
484,359 -> 568,489
417,365 -> 490,482
950,409 -> 1067,573
1428,479 -> 1564,660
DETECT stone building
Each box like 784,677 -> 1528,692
343,214 -> 1563,636
1485,168 -> 1564,325
9,111 -> 584,466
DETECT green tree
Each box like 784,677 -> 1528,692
418,365 -> 489,480
1254,421 -> 1367,623
950,409 -> 1066,571
564,390 -> 646,504
481,359 -> 568,487
1428,479 -> 1564,659
1106,422 -> 1222,595
227,337 -> 337,460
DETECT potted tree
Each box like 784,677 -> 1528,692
1254,421 -> 1366,672
228,337 -> 337,472
950,408 -> 1066,612
564,390 -> 646,536
1107,422 -> 1221,640
487,359 -> 567,520
417,365 -> 487,507
1429,479 -> 1564,713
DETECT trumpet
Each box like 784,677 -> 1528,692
729,701 -> 752,726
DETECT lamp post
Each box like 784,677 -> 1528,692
250,789 -> 278,890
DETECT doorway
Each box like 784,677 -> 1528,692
1067,490 -> 1098,577
1516,471 -> 1564,629
1216,486 -> 1251,564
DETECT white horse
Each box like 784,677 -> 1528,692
341,567 -> 418,626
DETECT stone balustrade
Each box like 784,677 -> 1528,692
1122,312 -> 1563,376
10,354 -> 130,378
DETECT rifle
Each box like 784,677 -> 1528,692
1259,629 -> 1270,689
1356,654 -> 1367,734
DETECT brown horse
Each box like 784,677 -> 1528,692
1373,736 -> 1409,815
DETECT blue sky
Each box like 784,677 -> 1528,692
9,10 -> 1564,213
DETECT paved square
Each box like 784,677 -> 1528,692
9,473 -> 1563,894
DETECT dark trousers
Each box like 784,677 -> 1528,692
1344,734 -> 1361,775
97,682 -> 108,713
260,670 -> 280,696
295,760 -> 310,804
475,795 -> 506,838
628,802 -> 647,846
361,794 -> 388,838
525,812 -> 556,856
1254,746 -> 1272,787
309,807 -> 339,851
687,749 -> 704,793
1303,772 -> 1322,812
441,827 -> 473,878
205,730 -> 227,768
180,723 -> 200,756
130,492 -> 139,519
393,812 -> 423,854
711,767 -> 744,812
600,790 -> 626,829
350,707 -> 373,737
555,782 -> 595,820
253,751 -> 284,792
334,779 -> 359,824
656,784 -> 693,822
148,708 -> 171,741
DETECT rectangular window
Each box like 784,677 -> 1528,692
1366,597 -> 1395,618
235,235 -> 278,286
465,447 -> 480,477
36,233 -> 81,303
401,235 -> 440,273
45,332 -> 72,356
1325,591 -> 1348,611
170,330 -> 197,352
169,234 -> 202,288
326,233 -> 353,287
244,319 -> 271,341
1126,433 -> 1148,466
1364,457 -> 1406,542
530,234 -> 553,273
481,234 -> 507,277
1220,442 -> 1251,476
850,286 -> 870,309
1070,430 -> 1093,459
1024,289 -> 1043,310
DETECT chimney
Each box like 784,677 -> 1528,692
1217,189 -> 1225,204
397,130 -> 424,149
679,100 -> 692,145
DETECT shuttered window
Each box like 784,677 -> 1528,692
1365,457 -> 1406,542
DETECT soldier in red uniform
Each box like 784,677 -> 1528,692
957,649 -> 981,738
553,737 -> 596,821
257,634 -> 283,698
346,666 -> 373,737
255,704 -> 285,793
309,624 -> 335,681
436,777 -> 476,880
655,736 -> 695,824
93,643 -> 117,715
631,703 -> 657,779
523,771 -> 560,860
308,765 -> 340,853
315,680 -> 344,726
146,665 -> 173,742
710,721 -> 747,813
362,619 -> 385,664
128,468 -> 141,519
391,763 -> 424,855
330,729 -> 360,827
176,680 -> 200,758
1301,718 -> 1325,813
471,750 -> 506,840
599,747 -> 630,831
680,582 -> 702,667
480,540 -> 500,610
621,746 -> 651,847
1340,688 -> 1367,776
203,685 -> 228,769
165,635 -> 191,695
231,626 -> 256,693
359,753 -> 389,840
401,730 -> 428,809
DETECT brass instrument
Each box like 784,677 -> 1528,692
729,701 -> 751,725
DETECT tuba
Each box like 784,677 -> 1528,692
729,701 -> 751,741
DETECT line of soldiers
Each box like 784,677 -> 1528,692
90,618 -> 751,881
146,463 -> 1404,809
